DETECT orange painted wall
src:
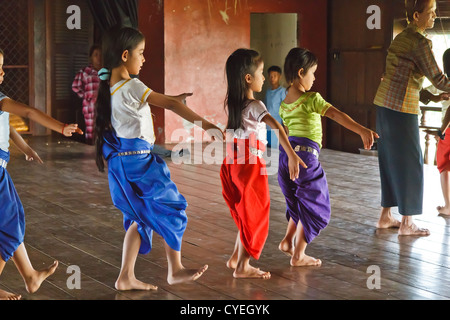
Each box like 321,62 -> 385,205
140,0 -> 328,143
138,1 -> 166,144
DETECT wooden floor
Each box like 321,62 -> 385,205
1,135 -> 450,301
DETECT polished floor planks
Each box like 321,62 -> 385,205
0,136 -> 449,300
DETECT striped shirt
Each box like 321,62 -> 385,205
374,24 -> 450,114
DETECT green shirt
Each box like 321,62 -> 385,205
279,92 -> 331,148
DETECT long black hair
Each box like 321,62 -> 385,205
95,26 -> 145,172
284,47 -> 318,87
224,48 -> 263,131
444,48 -> 450,75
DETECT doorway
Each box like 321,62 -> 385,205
250,13 -> 298,101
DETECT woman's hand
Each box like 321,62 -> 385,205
437,93 -> 450,102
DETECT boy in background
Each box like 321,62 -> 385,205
265,66 -> 286,148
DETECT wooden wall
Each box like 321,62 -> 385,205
327,0 -> 400,153
327,0 -> 450,153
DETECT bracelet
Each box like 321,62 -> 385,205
438,129 -> 446,140
62,124 -> 68,135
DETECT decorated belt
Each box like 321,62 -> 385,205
294,145 -> 319,157
0,159 -> 7,168
233,145 -> 264,158
249,147 -> 264,158
117,150 -> 152,157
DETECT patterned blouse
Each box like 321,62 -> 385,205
374,24 -> 450,114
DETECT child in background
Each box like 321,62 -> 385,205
278,48 -> 378,266
265,65 -> 286,148
0,49 -> 83,300
72,44 -> 102,145
95,27 -> 224,290
221,48 -> 306,279
420,49 -> 450,215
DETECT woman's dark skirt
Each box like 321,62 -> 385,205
376,106 -> 423,215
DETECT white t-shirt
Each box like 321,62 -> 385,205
229,100 -> 268,143
0,92 -> 10,152
110,78 -> 155,145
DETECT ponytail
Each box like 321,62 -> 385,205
94,26 -> 146,172
94,79 -> 112,172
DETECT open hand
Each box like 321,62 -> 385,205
63,124 -> 83,137
176,93 -> 194,105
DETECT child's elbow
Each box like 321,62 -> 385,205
24,106 -> 39,119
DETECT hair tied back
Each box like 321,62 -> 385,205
98,68 -> 111,81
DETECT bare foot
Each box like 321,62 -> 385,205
226,255 -> 237,269
437,205 -> 450,216
167,265 -> 208,285
376,215 -> 401,229
398,223 -> 430,236
115,275 -> 158,291
0,289 -> 21,300
278,239 -> 294,257
291,254 -> 322,267
233,265 -> 271,279
25,261 -> 59,294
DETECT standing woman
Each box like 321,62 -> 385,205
374,0 -> 450,235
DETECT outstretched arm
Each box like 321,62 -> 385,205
324,106 -> 379,150
9,126 -> 43,164
420,88 -> 450,105
166,92 -> 193,104
147,91 -> 224,141
0,98 -> 83,136
262,113 -> 307,181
